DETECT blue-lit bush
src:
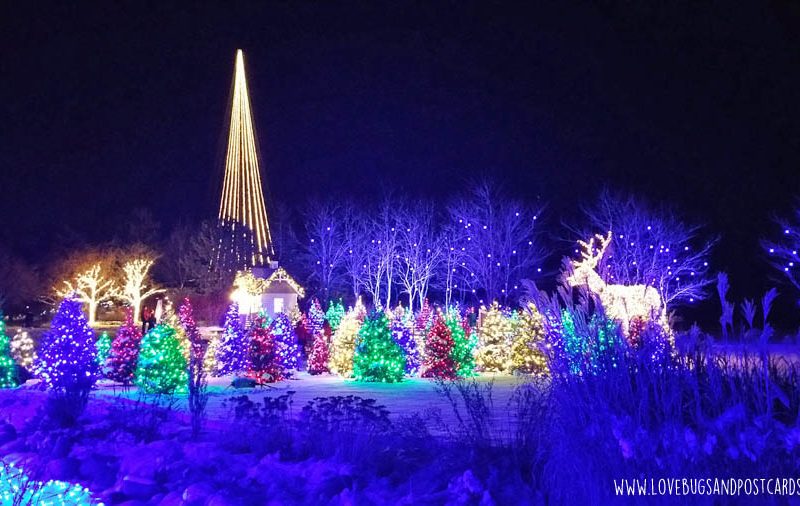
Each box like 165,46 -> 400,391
0,460 -> 101,505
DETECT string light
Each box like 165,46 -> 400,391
218,50 -> 274,267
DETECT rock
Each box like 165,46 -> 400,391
0,422 -> 17,445
158,491 -> 183,506
231,377 -> 257,388
44,457 -> 79,480
78,453 -> 119,490
120,439 -> 183,483
183,482 -> 215,505
206,493 -> 240,506
121,475 -> 161,500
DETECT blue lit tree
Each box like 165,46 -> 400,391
37,297 -> 99,423
217,303 -> 248,375
269,313 -> 300,371
390,317 -> 419,375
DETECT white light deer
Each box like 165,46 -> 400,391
566,231 -> 667,337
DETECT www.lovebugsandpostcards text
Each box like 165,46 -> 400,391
614,478 -> 800,497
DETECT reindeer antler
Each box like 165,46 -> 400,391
574,231 -> 613,268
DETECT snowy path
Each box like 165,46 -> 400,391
92,373 -> 533,432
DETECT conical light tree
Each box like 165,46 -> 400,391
217,303 -> 249,375
390,317 -> 419,375
325,299 -> 345,332
0,319 -> 18,388
447,309 -> 476,377
422,313 -> 457,379
135,324 -> 188,394
269,313 -> 300,371
510,303 -> 548,375
248,314 -> 282,383
37,297 -> 98,393
353,311 -> 406,383
329,307 -> 363,377
106,308 -> 143,384
95,331 -> 112,372
475,302 -> 514,372
216,49 -> 274,270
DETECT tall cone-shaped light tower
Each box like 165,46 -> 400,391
216,49 -> 274,271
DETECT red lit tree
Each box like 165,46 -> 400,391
422,314 -> 457,379
248,315 -> 282,383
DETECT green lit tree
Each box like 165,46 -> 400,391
446,309 -> 476,377
0,319 -> 18,388
353,311 -> 406,382
135,324 -> 188,394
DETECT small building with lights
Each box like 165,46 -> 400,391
231,264 -> 305,318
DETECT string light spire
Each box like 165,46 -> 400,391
217,49 -> 274,270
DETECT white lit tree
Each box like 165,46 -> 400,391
56,263 -> 116,326
116,257 -> 164,321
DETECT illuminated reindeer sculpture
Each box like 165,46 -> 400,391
566,231 -> 667,337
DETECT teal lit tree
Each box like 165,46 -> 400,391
353,311 -> 406,382
135,324 -> 188,394
95,331 -> 111,372
0,319 -> 18,388
325,299 -> 345,332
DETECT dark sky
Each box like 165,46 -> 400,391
2,1 -> 800,309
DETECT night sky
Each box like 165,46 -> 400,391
2,2 -> 800,314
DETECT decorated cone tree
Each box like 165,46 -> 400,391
135,324 -> 188,394
391,317 -> 420,375
415,298 -> 433,336
0,319 -> 18,388
10,329 -> 35,371
269,313 -> 301,371
422,314 -> 457,379
106,309 -> 143,384
217,303 -> 249,375
447,309 -> 476,377
510,303 -> 548,374
475,302 -> 513,372
353,311 -> 406,383
306,298 -> 325,336
179,298 -> 206,364
329,308 -> 362,377
95,331 -> 112,373
325,299 -> 345,332
248,315 -> 282,383
307,328 -> 330,375
37,298 -> 98,398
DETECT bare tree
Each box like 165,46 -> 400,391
114,251 -> 164,319
304,201 -> 350,300
56,263 -> 116,326
395,202 -> 442,312
49,248 -> 117,324
763,204 -> 800,300
358,199 -> 400,309
448,181 -> 544,304
578,189 -> 716,309
342,208 -> 368,301
436,221 -> 471,307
